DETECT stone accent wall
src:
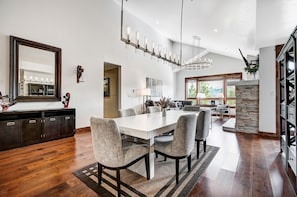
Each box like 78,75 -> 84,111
235,84 -> 259,133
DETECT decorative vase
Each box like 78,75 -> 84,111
162,108 -> 166,117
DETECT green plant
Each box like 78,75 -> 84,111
244,63 -> 259,74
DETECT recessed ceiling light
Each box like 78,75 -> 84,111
213,28 -> 218,33
156,20 -> 160,25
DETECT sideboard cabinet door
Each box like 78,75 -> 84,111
43,116 -> 60,141
22,118 -> 42,145
60,115 -> 75,137
0,120 -> 22,150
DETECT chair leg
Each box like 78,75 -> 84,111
175,159 -> 179,184
197,140 -> 200,159
187,155 -> 191,172
116,169 -> 121,197
203,140 -> 207,152
145,154 -> 150,180
98,163 -> 102,185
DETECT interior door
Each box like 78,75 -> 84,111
104,62 -> 121,118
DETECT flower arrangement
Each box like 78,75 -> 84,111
159,97 -> 171,108
0,91 -> 16,112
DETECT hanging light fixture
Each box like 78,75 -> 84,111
120,0 -> 213,70
179,0 -> 213,70
182,36 -> 213,70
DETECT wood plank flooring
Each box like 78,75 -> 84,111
0,118 -> 296,196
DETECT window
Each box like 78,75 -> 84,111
198,80 -> 224,105
226,79 -> 239,107
185,73 -> 242,106
186,79 -> 197,98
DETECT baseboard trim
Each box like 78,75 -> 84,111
258,131 -> 278,139
76,127 -> 91,133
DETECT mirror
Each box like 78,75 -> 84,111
10,36 -> 61,102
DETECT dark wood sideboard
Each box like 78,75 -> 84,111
0,108 -> 75,151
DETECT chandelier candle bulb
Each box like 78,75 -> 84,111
158,45 -> 162,58
126,26 -> 130,43
152,42 -> 155,55
144,37 -> 148,51
136,32 -> 140,47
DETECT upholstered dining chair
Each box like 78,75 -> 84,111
90,117 -> 150,197
195,109 -> 211,159
183,105 -> 200,111
154,114 -> 197,184
147,106 -> 161,113
118,108 -> 136,117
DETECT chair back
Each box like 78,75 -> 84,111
183,105 -> 200,111
118,108 -> 136,117
196,109 -> 211,140
148,106 -> 161,113
172,114 -> 197,156
90,117 -> 124,167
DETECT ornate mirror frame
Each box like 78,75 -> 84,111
9,36 -> 61,102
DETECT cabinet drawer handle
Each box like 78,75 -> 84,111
65,116 -> 70,120
29,120 -> 37,124
50,118 -> 56,121
6,122 -> 15,126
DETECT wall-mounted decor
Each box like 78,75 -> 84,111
10,36 -> 61,102
146,77 -> 162,97
104,77 -> 110,97
77,65 -> 84,83
62,92 -> 71,108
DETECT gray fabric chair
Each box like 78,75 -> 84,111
183,105 -> 200,111
154,114 -> 197,184
118,108 -> 137,142
90,117 -> 150,197
118,108 -> 136,117
195,109 -> 211,159
147,106 -> 161,113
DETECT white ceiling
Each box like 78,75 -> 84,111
117,0 -> 297,59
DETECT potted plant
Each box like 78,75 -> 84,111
159,97 -> 171,116
239,49 -> 259,79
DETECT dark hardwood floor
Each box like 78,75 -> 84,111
0,118 -> 296,196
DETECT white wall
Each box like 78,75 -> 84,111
0,0 -> 174,128
175,53 -> 246,100
259,46 -> 276,133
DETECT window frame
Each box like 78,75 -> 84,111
185,73 -> 242,107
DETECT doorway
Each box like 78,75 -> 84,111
104,62 -> 121,118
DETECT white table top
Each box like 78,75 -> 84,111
113,110 -> 197,140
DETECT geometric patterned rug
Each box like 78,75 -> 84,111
73,145 -> 219,197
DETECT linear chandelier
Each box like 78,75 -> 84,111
120,0 -> 213,70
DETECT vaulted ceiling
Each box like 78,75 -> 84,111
116,0 -> 297,59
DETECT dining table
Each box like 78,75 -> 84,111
113,110 -> 198,179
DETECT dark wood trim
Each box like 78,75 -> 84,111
258,131 -> 278,139
275,44 -> 284,138
76,127 -> 90,133
185,72 -> 242,103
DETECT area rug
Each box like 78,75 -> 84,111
73,145 -> 219,197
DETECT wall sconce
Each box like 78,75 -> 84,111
77,65 -> 84,83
